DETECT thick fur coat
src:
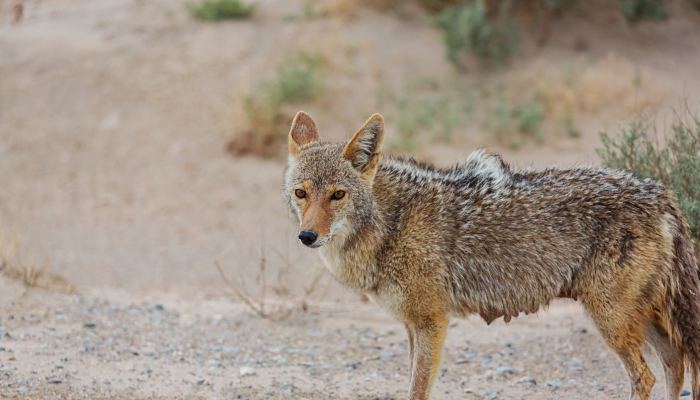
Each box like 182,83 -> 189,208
284,111 -> 700,400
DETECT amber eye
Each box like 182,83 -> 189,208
331,190 -> 346,200
294,189 -> 306,199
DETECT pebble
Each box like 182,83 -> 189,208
495,366 -> 514,376
17,386 -> 29,394
239,366 -> 256,377
546,379 -> 563,389
681,390 -> 691,397
276,384 -> 294,394
46,376 -> 62,384
517,376 -> 536,385
379,349 -> 396,360
574,326 -> 588,334
482,390 -> 498,399
345,362 -> 359,370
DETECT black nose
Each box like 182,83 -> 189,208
298,230 -> 318,246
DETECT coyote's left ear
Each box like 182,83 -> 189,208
343,113 -> 384,180
288,111 -> 320,158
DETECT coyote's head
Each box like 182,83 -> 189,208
284,111 -> 384,248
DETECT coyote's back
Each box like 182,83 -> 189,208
284,111 -> 700,400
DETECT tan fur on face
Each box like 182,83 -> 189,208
294,180 -> 349,240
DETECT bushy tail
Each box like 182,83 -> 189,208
670,212 -> 700,400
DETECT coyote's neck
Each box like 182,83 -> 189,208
319,201 -> 386,293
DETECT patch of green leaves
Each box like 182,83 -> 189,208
597,117 -> 700,246
188,0 -> 256,21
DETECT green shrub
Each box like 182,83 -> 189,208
487,97 -> 544,149
228,53 -> 325,158
436,0 -> 518,67
619,0 -> 667,23
419,0 -> 460,12
390,78 -> 473,151
189,0 -> 255,21
597,118 -> 700,248
274,53 -> 324,103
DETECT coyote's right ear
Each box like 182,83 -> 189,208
343,113 -> 384,180
288,111 -> 319,158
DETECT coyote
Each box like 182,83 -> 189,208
283,111 -> 700,400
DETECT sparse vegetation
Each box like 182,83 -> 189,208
215,248 -> 326,320
487,95 -> 545,149
597,116 -> 700,249
619,0 -> 667,23
433,0 -> 691,68
436,0 -> 518,67
188,0 -> 255,21
0,230 -> 75,293
228,52 -> 325,158
384,77 -> 473,152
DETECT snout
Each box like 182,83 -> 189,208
298,230 -> 318,247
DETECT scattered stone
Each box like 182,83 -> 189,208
574,326 -> 588,334
482,390 -> 498,399
196,379 -> 205,385
517,376 -> 537,385
17,386 -> 29,394
546,379 -> 563,389
564,357 -> 583,371
46,376 -> 62,384
83,322 -> 97,328
681,390 -> 691,397
379,349 -> 396,360
495,366 -> 514,376
345,362 -> 359,370
276,384 -> 294,394
239,366 -> 256,377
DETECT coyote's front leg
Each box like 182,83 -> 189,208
408,314 -> 448,400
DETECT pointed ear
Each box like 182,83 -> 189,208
288,111 -> 319,158
342,113 -> 384,179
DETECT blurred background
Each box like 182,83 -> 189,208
1,0 -> 699,398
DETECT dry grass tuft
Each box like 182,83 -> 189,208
512,54 -> 668,120
215,246 -> 326,320
228,52 -> 325,159
0,231 -> 75,293
483,53 -> 668,148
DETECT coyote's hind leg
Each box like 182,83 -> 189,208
647,323 -> 684,400
583,296 -> 656,399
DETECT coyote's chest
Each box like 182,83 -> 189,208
318,239 -> 378,293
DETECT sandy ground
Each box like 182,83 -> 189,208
1,0 -> 700,398
0,281 -> 680,400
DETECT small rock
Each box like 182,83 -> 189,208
46,376 -> 62,384
546,379 -> 563,389
495,366 -> 514,376
196,379 -> 205,385
517,376 -> 536,385
574,326 -> 588,334
276,384 -> 294,394
239,366 -> 256,377
379,349 -> 396,360
17,386 -> 28,394
345,362 -> 359,370
83,322 -> 97,329
482,390 -> 498,399
681,390 -> 691,397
